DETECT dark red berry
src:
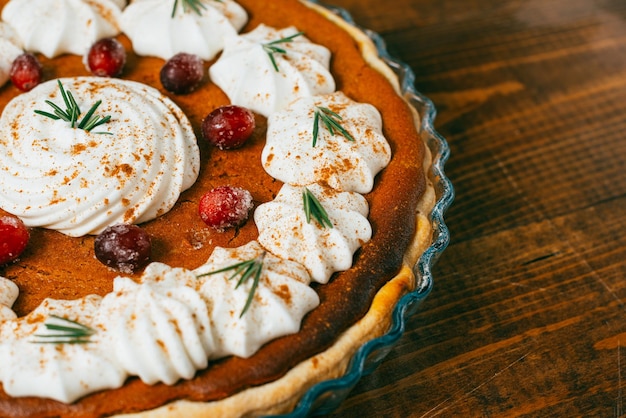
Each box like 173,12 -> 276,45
85,37 -> 126,77
0,215 -> 29,265
10,53 -> 43,92
94,224 -> 151,273
202,105 -> 256,150
160,53 -> 204,94
199,186 -> 254,230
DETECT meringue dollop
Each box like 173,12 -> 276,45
263,91 -> 392,193
0,77 -> 200,236
1,0 -> 122,58
121,0 -> 248,60
255,183 -> 372,284
210,24 -> 336,117
0,22 -> 23,87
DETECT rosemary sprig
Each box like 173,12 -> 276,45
312,106 -> 355,147
171,0 -> 210,18
32,315 -> 95,345
199,252 -> 266,317
78,100 -> 111,131
262,32 -> 304,72
34,80 -> 112,134
302,187 -> 333,229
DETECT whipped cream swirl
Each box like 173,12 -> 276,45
210,24 -> 336,117
0,296 -> 127,403
194,241 -> 319,358
263,91 -> 391,193
121,0 -> 248,60
0,277 -> 18,321
0,77 -> 200,236
255,183 -> 371,284
97,264 -> 217,385
0,23 -> 22,87
1,0 -> 122,58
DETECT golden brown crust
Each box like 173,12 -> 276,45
0,0 -> 434,416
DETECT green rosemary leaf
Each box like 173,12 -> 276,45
34,338 -> 92,345
43,99 -> 71,122
66,89 -> 80,128
34,109 -> 61,121
88,115 -> 112,131
77,100 -> 102,129
32,315 -> 95,345
171,0 -> 209,18
201,259 -> 251,276
198,253 -> 266,317
238,260 -> 262,317
57,80 -> 71,110
80,100 -> 112,132
265,31 -> 305,47
171,0 -> 179,17
265,45 -> 287,55
262,32 -> 304,72
35,81 -> 112,134
312,106 -> 355,146
267,51 -> 280,73
312,109 -> 321,147
302,187 -> 333,229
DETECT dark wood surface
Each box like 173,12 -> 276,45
327,0 -> 626,417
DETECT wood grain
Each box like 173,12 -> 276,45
327,0 -> 626,416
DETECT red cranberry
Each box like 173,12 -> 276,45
202,105 -> 256,150
160,53 -> 204,94
0,215 -> 29,265
198,186 -> 254,230
10,53 -> 43,92
94,224 -> 151,273
85,37 -> 126,77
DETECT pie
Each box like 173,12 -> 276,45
0,0 -> 439,416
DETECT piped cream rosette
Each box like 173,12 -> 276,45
121,0 -> 248,60
0,77 -> 200,237
0,22 -> 22,87
1,0 -> 122,58
263,91 -> 392,194
209,24 -> 336,117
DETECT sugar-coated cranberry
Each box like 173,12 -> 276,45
160,53 -> 204,94
94,224 -> 151,273
85,37 -> 126,77
199,186 -> 254,230
0,215 -> 29,265
10,53 -> 43,92
201,105 -> 256,150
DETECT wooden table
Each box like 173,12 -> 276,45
327,0 -> 626,416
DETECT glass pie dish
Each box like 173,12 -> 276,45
266,2 -> 454,417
